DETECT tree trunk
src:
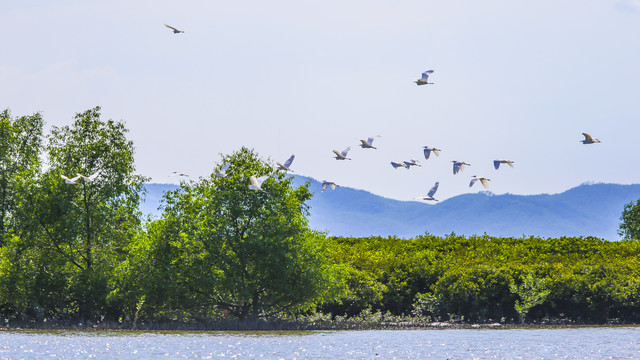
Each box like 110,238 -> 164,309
251,292 -> 260,320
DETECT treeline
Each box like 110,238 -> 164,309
321,235 -> 640,324
1,107 -> 639,328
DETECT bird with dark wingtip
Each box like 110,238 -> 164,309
580,133 -> 601,144
165,24 -> 184,33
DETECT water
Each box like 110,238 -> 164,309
1,327 -> 639,359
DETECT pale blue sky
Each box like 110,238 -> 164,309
2,1 -> 640,201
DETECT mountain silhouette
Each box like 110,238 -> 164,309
141,177 -> 640,240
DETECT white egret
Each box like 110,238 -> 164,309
422,146 -> 441,160
333,146 -> 352,160
61,174 -> 82,184
415,181 -> 440,201
321,180 -> 339,192
164,24 -> 184,33
415,70 -> 435,85
581,133 -> 601,144
359,136 -> 380,149
452,161 -> 470,175
391,161 -> 409,169
276,155 -> 295,172
470,176 -> 491,189
493,159 -> 515,170
249,175 -> 268,191
215,164 -> 230,177
404,159 -> 421,168
80,170 -> 101,182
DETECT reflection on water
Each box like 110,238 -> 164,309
0,327 -> 639,359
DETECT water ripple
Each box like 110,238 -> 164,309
0,327 -> 639,359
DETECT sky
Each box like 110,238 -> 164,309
2,1 -> 640,201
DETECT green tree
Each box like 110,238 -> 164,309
619,200 -> 640,241
509,272 -> 550,323
141,147 -> 343,320
4,106 -> 146,321
0,109 -> 44,245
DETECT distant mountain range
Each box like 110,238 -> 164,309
141,178 -> 640,240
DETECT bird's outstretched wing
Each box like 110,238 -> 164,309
494,160 -> 501,170
249,175 -> 268,190
341,146 -> 351,157
249,176 -> 260,189
469,177 -> 478,187
216,163 -> 230,177
85,170 -> 101,181
582,133 -> 594,141
421,70 -> 434,80
165,24 -> 183,32
480,178 -> 490,189
62,174 -> 82,183
427,182 -> 439,198
284,154 -> 295,168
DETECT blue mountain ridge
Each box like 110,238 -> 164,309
141,178 -> 640,240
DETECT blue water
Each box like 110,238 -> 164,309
1,327 -> 639,359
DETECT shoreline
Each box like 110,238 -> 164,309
2,320 -> 639,332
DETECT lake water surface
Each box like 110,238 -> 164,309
1,326 -> 639,359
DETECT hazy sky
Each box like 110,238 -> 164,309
2,1 -> 640,201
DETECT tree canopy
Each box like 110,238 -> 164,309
0,109 -> 43,244
0,107 -> 146,321
619,200 -> 640,241
134,147 -> 343,320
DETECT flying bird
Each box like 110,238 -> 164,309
170,171 -> 188,177
249,175 -> 268,191
415,70 -> 435,85
359,136 -> 380,149
422,146 -> 441,160
276,155 -> 295,172
215,164 -> 231,177
452,161 -> 470,175
391,161 -> 409,169
415,181 -> 440,202
470,176 -> 491,189
333,147 -> 352,160
165,24 -> 184,33
493,159 -> 515,170
581,133 -> 601,144
61,174 -> 82,184
321,180 -> 339,192
80,170 -> 101,182
404,159 -> 421,168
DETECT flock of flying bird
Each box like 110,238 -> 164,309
320,127 -> 514,202
60,27 -> 602,204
